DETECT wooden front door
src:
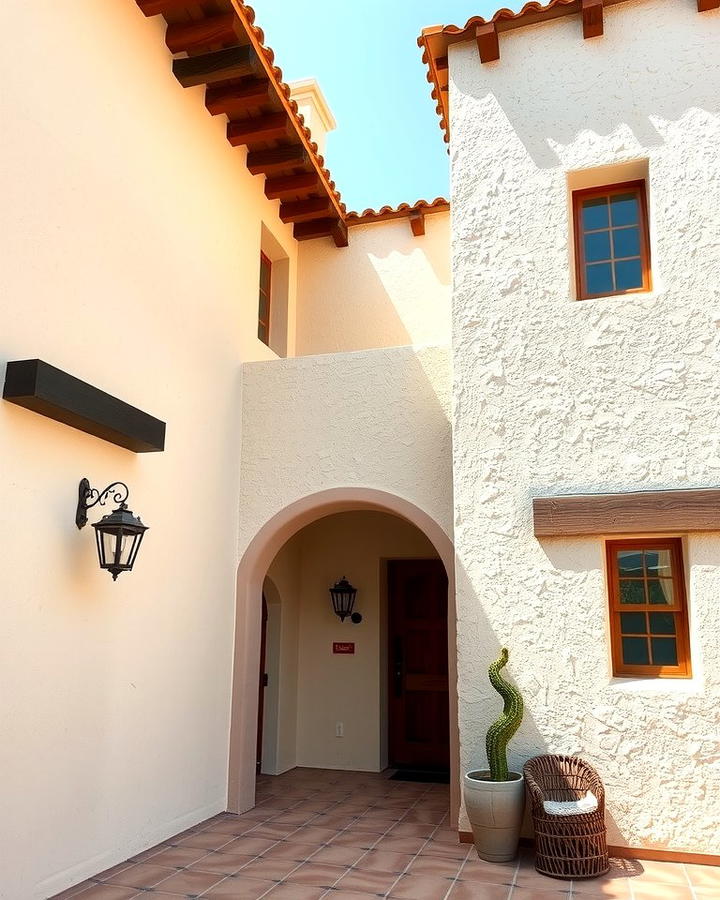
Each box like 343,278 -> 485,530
256,594 -> 268,774
388,559 -> 449,771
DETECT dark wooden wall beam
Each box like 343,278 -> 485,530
582,0 -> 604,38
165,14 -> 244,54
698,0 -> 720,10
205,78 -> 273,116
246,145 -> 308,175
264,173 -> 321,201
227,114 -> 292,146
476,23 -> 500,63
533,488 -> 720,537
173,45 -> 260,89
279,198 -> 333,224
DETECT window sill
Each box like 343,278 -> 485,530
608,675 -> 703,695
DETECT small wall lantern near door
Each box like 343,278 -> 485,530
329,577 -> 362,624
76,478 -> 148,580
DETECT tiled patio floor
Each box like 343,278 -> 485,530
53,768 -> 720,900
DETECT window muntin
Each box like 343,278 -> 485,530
258,252 -> 272,346
606,539 -> 691,678
573,181 -> 651,300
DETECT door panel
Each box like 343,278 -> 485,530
256,594 -> 268,773
388,559 -> 449,770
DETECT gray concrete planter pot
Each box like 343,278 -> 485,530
464,770 -> 525,862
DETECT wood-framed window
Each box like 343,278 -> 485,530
258,251 -> 272,346
606,538 -> 691,678
573,181 -> 652,300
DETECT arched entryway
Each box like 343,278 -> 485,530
227,488 -> 459,825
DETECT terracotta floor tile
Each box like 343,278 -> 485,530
264,884 -> 327,899
284,861 -> 347,887
204,876 -> 278,898
104,863 -> 175,889
457,859 -> 515,885
328,833 -> 379,850
407,856 -> 463,879
178,831 -> 238,850
447,882 -> 510,900
325,892 -> 379,899
389,823 -> 436,838
147,845 -> 213,868
68,888 -> 138,900
352,849 -> 414,874
152,868 -> 225,894
291,825 -> 341,844
631,886 -> 694,900
248,825 -> 300,841
334,868 -> 400,894
224,837 -> 279,856
49,883 -> 97,900
685,863 -> 720,887
310,845 -> 366,867
421,841 -> 467,861
631,860 -> 692,885
388,872 -> 454,899
189,850 -> 256,875
129,842 -> 173,862
695,888 -> 720,898
570,878 -> 633,899
375,835 -> 428,854
238,857 -> 302,881
509,887 -> 571,899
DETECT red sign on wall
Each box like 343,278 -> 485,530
333,642 -> 355,655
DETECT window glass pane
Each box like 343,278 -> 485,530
620,580 -> 645,604
610,193 -> 639,227
617,551 -> 643,577
620,612 -> 646,634
651,637 -> 678,666
258,294 -> 269,321
586,262 -> 613,295
612,227 -> 640,259
582,197 -> 609,230
622,636 -> 649,666
614,258 -> 643,291
648,579 -> 673,605
649,612 -> 676,635
584,231 -> 611,262
645,549 -> 672,577
259,257 -> 271,292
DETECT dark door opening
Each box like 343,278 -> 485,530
388,559 -> 449,773
256,594 -> 268,774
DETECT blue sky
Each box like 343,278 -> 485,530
256,1 -> 523,213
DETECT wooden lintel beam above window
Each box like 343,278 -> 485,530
293,217 -> 349,248
409,210 -> 426,237
476,23 -> 500,64
582,0 -> 604,38
279,198 -> 333,224
205,78 -> 273,116
136,0 -> 193,16
533,488 -> 720,538
173,45 -> 260,89
246,145 -> 308,175
697,0 -> 720,10
227,114 -> 292,146
165,13 -> 244,54
264,173 -> 321,201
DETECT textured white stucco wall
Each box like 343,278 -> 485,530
296,215 -> 451,355
0,1 -> 299,897
450,0 -> 720,852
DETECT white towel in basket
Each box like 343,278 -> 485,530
543,791 -> 598,817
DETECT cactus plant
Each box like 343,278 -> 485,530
485,648 -> 524,781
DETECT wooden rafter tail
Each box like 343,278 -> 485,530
279,198 -> 333,224
331,218 -> 349,248
582,0 -> 604,38
205,78 -> 273,116
264,173 -> 322,201
136,0 -> 191,16
697,0 -> 720,10
246,145 -> 308,176
409,210 -> 426,237
476,23 -> 500,63
227,114 -> 292,147
165,14 -> 245,54
293,217 -> 349,248
173,45 -> 260,89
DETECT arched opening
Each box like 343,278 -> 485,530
228,488 -> 459,825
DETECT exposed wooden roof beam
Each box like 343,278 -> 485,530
136,0 -> 193,16
227,114 -> 292,146
246,145 -> 308,176
279,198 -> 333,224
264,173 -> 321,201
173,45 -> 260,89
205,78 -> 273,116
476,23 -> 500,63
294,217 -> 349,248
409,210 -> 426,237
698,0 -> 719,10
582,0 -> 604,38
165,13 -> 244,54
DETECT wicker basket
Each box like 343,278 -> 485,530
523,754 -> 610,880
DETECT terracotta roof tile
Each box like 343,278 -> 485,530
346,198 -> 449,226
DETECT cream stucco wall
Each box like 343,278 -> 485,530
0,1 -> 300,897
264,512 -> 438,774
296,215 -> 451,355
450,0 -> 720,853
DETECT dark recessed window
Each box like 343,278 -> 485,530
258,251 -> 272,346
573,181 -> 652,300
606,538 -> 691,678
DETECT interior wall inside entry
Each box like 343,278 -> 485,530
260,510 -> 442,774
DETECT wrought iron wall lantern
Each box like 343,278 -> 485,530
329,577 -> 362,624
76,478 -> 148,580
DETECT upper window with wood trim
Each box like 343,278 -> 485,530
606,539 -> 690,678
258,251 -> 272,346
573,181 -> 651,300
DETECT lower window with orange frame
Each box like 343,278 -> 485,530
606,538 -> 691,678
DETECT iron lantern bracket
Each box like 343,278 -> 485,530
75,477 -> 130,529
